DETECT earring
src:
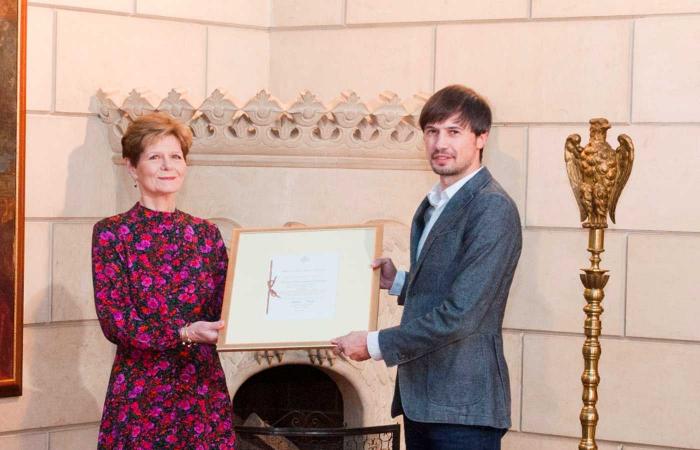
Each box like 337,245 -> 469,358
133,183 -> 137,188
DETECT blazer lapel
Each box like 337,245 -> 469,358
410,197 -> 430,267
410,168 -> 493,283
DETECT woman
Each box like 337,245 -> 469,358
92,112 -> 236,449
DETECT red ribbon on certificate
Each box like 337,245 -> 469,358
266,259 -> 280,314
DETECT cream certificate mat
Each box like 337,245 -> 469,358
217,225 -> 382,351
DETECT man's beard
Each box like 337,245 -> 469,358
430,153 -> 462,176
431,163 -> 462,176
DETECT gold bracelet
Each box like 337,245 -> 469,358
182,323 -> 194,347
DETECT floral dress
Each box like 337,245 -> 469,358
92,203 -> 236,449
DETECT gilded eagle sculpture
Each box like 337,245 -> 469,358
565,118 -> 634,228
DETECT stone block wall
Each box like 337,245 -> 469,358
2,1 -> 699,449
269,4 -> 700,448
1,2 -> 269,448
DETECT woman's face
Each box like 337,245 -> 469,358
127,134 -> 187,199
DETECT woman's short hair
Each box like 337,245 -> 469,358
121,112 -> 193,166
419,85 -> 492,136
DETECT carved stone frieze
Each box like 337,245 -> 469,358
96,89 -> 430,170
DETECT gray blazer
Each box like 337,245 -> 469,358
378,168 -> 522,429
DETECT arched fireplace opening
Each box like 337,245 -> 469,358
230,362 -> 399,449
233,364 -> 344,428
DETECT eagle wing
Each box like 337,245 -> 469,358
565,134 -> 587,222
608,134 -> 634,224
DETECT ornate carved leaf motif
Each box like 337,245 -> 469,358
198,89 -> 238,126
353,117 -> 379,142
115,116 -> 131,136
96,89 -> 122,125
243,90 -> 283,126
330,91 -> 369,128
121,89 -> 156,120
190,115 -> 212,139
391,121 -> 415,144
96,89 -> 429,168
371,91 -> 406,130
157,89 -> 196,123
404,92 -> 430,119
313,115 -> 340,141
287,90 -> 326,127
96,90 -> 131,153
271,113 -> 300,141
230,115 -> 255,139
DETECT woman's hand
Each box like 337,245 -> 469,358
184,320 -> 225,345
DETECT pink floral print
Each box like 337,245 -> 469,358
92,203 -> 236,449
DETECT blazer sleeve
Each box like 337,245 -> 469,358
378,195 -> 521,367
92,222 -> 183,351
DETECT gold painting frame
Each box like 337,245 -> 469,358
0,0 -> 25,397
217,225 -> 383,351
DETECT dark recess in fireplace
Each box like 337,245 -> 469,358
233,364 -> 344,428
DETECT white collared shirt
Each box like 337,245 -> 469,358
416,166 -> 483,258
367,167 -> 484,361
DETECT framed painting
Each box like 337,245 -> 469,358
217,225 -> 382,351
0,0 -> 25,397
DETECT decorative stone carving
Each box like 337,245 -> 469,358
96,89 -> 430,170
306,349 -> 336,366
121,89 -> 156,120
254,350 -> 284,365
157,89 -> 197,124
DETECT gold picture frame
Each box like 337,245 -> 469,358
0,0 -> 25,397
217,225 -> 383,351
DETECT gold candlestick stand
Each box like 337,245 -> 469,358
564,118 -> 634,450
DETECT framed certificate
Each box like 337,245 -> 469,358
217,225 -> 383,351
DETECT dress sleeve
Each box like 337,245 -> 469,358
92,222 -> 182,351
204,225 -> 229,321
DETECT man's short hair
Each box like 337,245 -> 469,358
419,85 -> 492,136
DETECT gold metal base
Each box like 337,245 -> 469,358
578,228 -> 608,450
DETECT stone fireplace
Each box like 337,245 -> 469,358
222,348 -> 386,429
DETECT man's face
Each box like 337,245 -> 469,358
423,113 -> 488,186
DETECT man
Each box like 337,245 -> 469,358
332,85 -> 522,450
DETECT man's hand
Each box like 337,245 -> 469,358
331,331 -> 370,361
372,257 -> 397,289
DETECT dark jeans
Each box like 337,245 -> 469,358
404,416 -> 505,450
